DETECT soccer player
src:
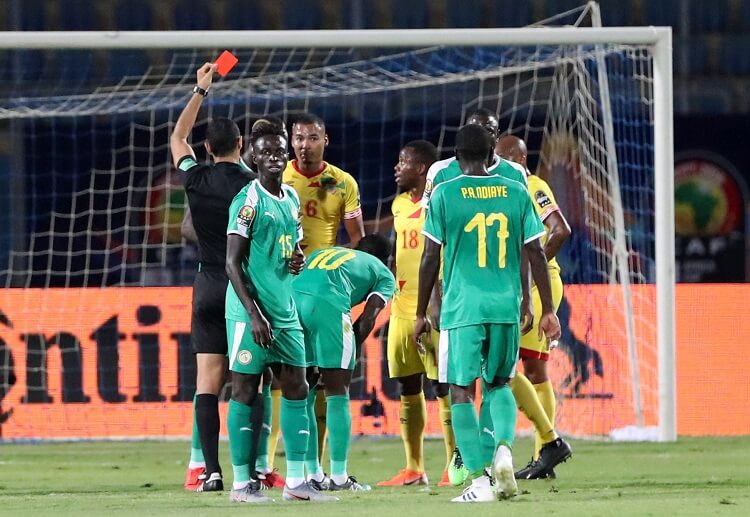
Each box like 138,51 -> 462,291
377,141 -> 455,487
496,135 -> 573,479
171,62 -> 253,492
273,112 -> 366,464
414,124 -> 561,503
224,126 -> 337,503
293,235 -> 396,491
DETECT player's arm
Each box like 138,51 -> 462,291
525,237 -> 561,342
181,205 -> 198,244
343,175 -> 365,247
520,248 -> 533,334
169,62 -> 216,168
353,295 -> 386,346
414,239 -> 441,346
226,234 -> 272,347
541,210 -> 571,260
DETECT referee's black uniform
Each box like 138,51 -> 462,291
178,156 -> 254,354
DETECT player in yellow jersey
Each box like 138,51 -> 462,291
496,135 -> 573,480
376,140 -> 456,488
265,113 -> 366,467
283,112 -> 365,253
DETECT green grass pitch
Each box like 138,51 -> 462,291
1,436 -> 748,516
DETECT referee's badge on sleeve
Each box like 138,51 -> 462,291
237,205 -> 255,227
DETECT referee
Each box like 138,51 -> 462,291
171,62 -> 252,492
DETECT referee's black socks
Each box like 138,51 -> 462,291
196,393 -> 221,476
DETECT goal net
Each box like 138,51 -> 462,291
0,9 -> 673,441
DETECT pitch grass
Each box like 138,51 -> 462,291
1,436 -> 749,516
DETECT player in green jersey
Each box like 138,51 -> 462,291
292,235 -> 396,492
225,126 -> 337,503
414,125 -> 561,503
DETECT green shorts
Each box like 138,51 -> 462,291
296,292 -> 356,370
445,323 -> 519,386
226,319 -> 307,374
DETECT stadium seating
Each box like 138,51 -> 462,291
597,0 -> 632,27
342,0 -> 378,29
114,0 -> 154,30
688,0 -> 729,32
642,0 -> 681,30
390,0 -> 430,29
494,0 -> 534,28
719,34 -> 750,75
59,0 -> 97,30
282,0 -> 323,30
677,36 -> 709,76
173,0 -> 213,30
445,0 -> 484,28
224,0 -> 264,30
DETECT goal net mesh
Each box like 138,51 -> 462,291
0,14 -> 658,440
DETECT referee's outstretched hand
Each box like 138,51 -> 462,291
196,62 -> 217,91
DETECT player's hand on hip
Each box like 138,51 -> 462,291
538,311 -> 561,343
413,315 -> 431,354
249,312 -> 273,349
196,62 -> 217,90
288,250 -> 305,275
520,297 -> 534,335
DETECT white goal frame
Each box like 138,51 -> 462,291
0,26 -> 675,441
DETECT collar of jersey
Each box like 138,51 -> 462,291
292,159 -> 327,179
255,180 -> 287,200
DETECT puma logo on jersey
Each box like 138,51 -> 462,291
264,211 -> 276,220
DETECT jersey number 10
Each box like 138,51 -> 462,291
308,248 -> 356,270
464,212 -> 509,268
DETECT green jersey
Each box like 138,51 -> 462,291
225,180 -> 303,329
422,154 -> 527,208
293,247 -> 396,312
422,174 -> 544,329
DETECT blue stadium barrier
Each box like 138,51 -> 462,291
342,0 -> 377,29
115,0 -> 154,30
719,34 -> 750,75
224,0 -> 264,30
282,0 -> 323,30
494,0 -> 533,27
59,0 -> 97,30
689,0 -> 729,32
445,0 -> 483,28
390,0 -> 429,29
643,0 -> 681,29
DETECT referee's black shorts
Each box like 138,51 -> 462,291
191,266 -> 228,355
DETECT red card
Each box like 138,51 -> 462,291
215,50 -> 238,77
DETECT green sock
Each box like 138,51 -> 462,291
478,395 -> 496,466
488,384 -> 517,449
280,397 -> 309,482
450,402 -> 485,474
255,383 -> 273,472
304,386 -> 321,476
189,394 -> 204,464
326,394 -> 351,477
228,399 -> 253,485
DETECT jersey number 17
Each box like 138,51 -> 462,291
464,211 -> 509,268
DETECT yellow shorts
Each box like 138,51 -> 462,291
387,315 -> 439,380
520,269 -> 563,361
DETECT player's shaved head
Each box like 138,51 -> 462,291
404,140 -> 438,167
355,234 -> 391,265
496,134 -> 528,168
455,124 -> 494,163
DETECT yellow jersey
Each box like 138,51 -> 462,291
282,160 -> 362,254
391,192 -> 426,319
527,174 -> 561,273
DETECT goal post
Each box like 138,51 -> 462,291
0,24 -> 675,441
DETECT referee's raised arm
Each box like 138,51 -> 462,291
170,62 -> 217,167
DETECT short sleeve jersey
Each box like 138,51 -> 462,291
390,193 -> 426,319
421,155 -> 527,208
527,174 -> 562,273
282,160 -> 362,254
422,175 -> 545,329
293,247 -> 396,313
177,156 -> 252,268
225,180 -> 303,329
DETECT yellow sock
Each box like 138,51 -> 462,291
267,387 -> 282,469
400,393 -> 426,472
510,373 -> 556,459
315,389 -> 328,463
437,395 -> 455,471
534,379 -> 557,456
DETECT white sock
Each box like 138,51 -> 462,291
332,473 -> 349,485
308,471 -> 325,483
286,476 -> 306,488
188,461 -> 206,470
232,480 -> 250,490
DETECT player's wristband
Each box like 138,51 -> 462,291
192,85 -> 209,97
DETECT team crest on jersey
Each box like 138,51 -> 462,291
535,190 -> 552,208
425,180 -> 433,195
237,350 -> 252,365
237,205 -> 255,227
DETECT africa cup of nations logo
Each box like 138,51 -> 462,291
674,158 -> 743,237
